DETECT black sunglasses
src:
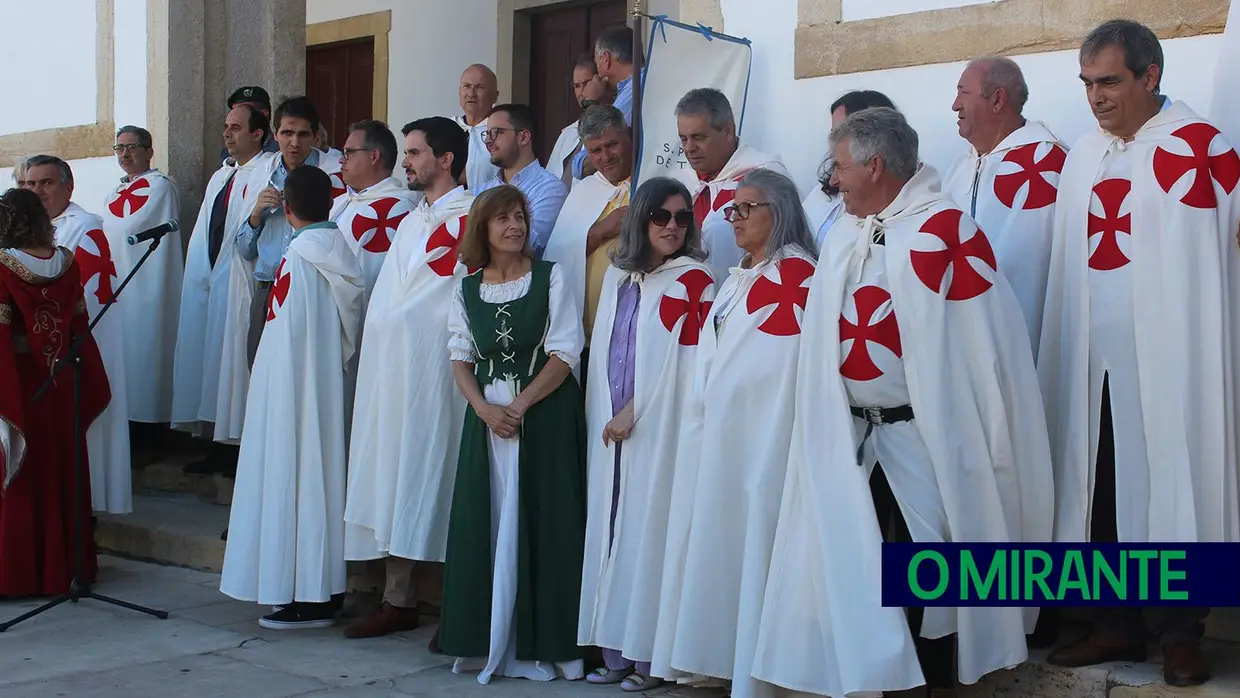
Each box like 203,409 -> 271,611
650,208 -> 695,228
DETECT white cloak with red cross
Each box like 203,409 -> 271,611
542,170 -> 629,313
751,165 -> 1054,694
1038,101 -> 1240,545
328,177 -> 421,308
53,203 -> 132,514
220,222 -> 364,606
943,121 -> 1069,357
578,256 -> 717,661
673,144 -> 789,282
650,250 -> 816,696
170,158 -> 252,435
321,149 -> 347,200
343,186 -> 476,563
101,169 -> 183,423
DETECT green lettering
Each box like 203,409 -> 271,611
1129,550 -> 1158,601
1010,548 -> 1020,600
1023,550 -> 1055,601
909,551 -> 949,600
1159,550 -> 1189,601
1057,550 -> 1091,601
961,550 -> 1005,601
1091,549 -> 1127,600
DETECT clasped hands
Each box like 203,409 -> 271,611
478,397 -> 530,440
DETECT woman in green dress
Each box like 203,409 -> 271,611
439,184 -> 588,685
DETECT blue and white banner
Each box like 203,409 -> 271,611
634,16 -> 752,188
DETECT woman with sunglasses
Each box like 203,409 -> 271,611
650,169 -> 820,696
438,185 -> 588,684
579,176 -> 714,693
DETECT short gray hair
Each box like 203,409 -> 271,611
23,155 -> 74,186
116,124 -> 153,148
969,56 -> 1029,113
579,104 -> 627,142
611,177 -> 707,273
675,88 -> 735,132
828,107 -> 919,183
1081,19 -> 1163,92
737,169 -> 818,261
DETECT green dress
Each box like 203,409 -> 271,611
439,260 -> 588,666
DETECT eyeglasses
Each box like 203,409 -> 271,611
112,144 -> 148,153
650,208 -> 695,228
482,127 -> 520,142
723,201 -> 770,222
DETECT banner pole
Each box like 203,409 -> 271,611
629,0 -> 645,188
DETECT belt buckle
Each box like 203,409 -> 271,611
863,406 -> 883,425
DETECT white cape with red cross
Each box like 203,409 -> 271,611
220,223 -> 364,606
542,170 -> 629,316
649,249 -> 816,693
943,120 -> 1068,359
343,186 -> 476,563
52,203 -> 132,514
100,169 -> 183,423
671,143 -> 787,283
752,165 -> 1054,694
1039,101 -> 1240,546
328,176 -> 421,310
577,256 -> 717,661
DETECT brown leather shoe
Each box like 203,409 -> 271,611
342,601 -> 420,639
1046,635 -> 1147,667
1163,643 -> 1210,686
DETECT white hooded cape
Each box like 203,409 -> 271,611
651,250 -> 815,698
673,144 -> 788,281
101,170 -> 183,423
1038,101 -> 1240,544
578,256 -> 717,661
328,177 -> 421,307
802,185 -> 843,252
943,121 -> 1068,357
1212,0 -> 1240,147
53,203 -> 132,514
541,170 -> 629,313
546,119 -> 582,184
219,223 -> 364,605
752,166 -> 1054,695
170,158 -> 252,434
343,187 -> 476,563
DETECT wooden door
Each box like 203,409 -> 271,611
306,37 -> 375,150
527,0 -> 626,164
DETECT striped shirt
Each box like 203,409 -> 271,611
476,159 -> 568,256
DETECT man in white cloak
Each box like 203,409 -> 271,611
341,117 -> 474,640
220,166 -> 364,630
751,107 -> 1054,698
804,90 -> 898,249
172,104 -> 269,472
1040,21 -> 1240,687
23,156 -> 132,515
546,53 -> 611,185
456,64 -> 501,192
672,88 -> 788,281
328,118 -> 419,308
101,126 -> 183,424
944,57 -> 1066,358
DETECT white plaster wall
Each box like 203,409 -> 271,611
306,0 -> 500,129
717,0 -> 1225,197
0,0 -> 149,218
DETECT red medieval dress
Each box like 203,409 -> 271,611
0,247 -> 110,598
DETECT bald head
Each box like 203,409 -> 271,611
952,55 -> 1030,153
460,64 -> 499,125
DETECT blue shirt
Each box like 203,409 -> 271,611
236,149 -> 321,282
571,74 -> 636,179
475,159 -> 568,256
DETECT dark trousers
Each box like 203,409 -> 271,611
870,465 -> 956,689
247,281 -> 272,369
1090,376 -> 1208,647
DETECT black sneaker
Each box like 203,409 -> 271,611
258,601 -> 337,630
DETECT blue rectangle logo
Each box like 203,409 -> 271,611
880,543 -> 1240,607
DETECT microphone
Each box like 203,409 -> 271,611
127,220 -> 179,245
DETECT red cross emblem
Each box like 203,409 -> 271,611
74,228 -> 117,305
107,177 -> 150,218
658,268 -> 714,346
839,285 -> 902,382
1152,122 -> 1240,209
425,214 -> 468,277
993,142 -> 1067,210
692,176 -> 745,225
909,209 -> 997,300
351,197 -> 411,254
266,259 -> 291,322
746,256 -> 815,336
1087,178 -> 1132,271
330,171 -> 347,199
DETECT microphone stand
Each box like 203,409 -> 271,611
1,235 -> 171,632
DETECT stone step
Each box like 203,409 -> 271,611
96,491 -> 229,572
